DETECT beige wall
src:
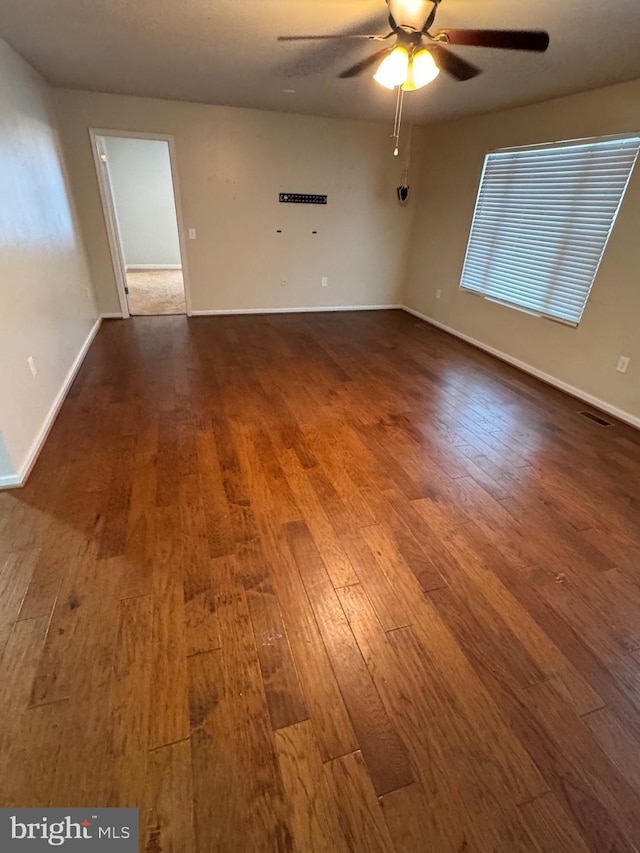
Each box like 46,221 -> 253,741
54,89 -> 417,315
0,38 -> 97,484
404,78 -> 640,424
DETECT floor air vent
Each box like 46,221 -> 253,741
579,411 -> 614,427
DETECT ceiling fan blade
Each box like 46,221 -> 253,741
441,29 -> 550,52
338,47 -> 393,79
277,12 -> 391,78
429,44 -> 482,81
278,34 -> 386,42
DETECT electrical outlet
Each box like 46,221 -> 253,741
281,278 -> 286,287
188,228 -> 197,240
321,276 -> 328,288
616,355 -> 630,374
27,356 -> 37,377
436,289 -> 441,299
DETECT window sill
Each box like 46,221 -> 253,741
461,289 -> 579,328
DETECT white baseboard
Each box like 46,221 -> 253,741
0,473 -> 22,489
1,317 -> 103,490
101,312 -> 124,319
126,264 -> 182,271
402,305 -> 640,431
190,304 -> 402,317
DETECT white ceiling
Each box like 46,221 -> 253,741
0,0 -> 639,125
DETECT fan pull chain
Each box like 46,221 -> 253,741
392,85 -> 405,156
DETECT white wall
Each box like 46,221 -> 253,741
0,433 -> 14,483
0,37 -> 98,484
53,90 -> 418,315
103,135 -> 181,268
404,78 -> 640,425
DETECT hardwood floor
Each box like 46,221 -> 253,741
1,309 -> 640,851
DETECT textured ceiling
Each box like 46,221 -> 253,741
0,0 -> 639,125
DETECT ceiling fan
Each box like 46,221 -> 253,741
278,0 -> 550,90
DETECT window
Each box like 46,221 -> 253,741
459,134 -> 640,325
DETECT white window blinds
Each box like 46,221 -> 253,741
459,135 -> 640,325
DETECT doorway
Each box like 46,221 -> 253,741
91,131 -> 191,317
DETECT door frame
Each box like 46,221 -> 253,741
89,127 -> 193,317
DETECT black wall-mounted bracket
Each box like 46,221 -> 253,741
279,193 -> 327,205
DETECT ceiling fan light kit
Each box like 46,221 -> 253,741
374,45 -> 439,91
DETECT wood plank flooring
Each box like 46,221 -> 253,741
1,310 -> 640,851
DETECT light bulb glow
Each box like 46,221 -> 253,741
402,49 -> 439,91
374,47 -> 410,90
388,1 -> 432,29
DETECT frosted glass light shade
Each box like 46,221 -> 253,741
402,49 -> 439,91
374,47 -> 410,90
